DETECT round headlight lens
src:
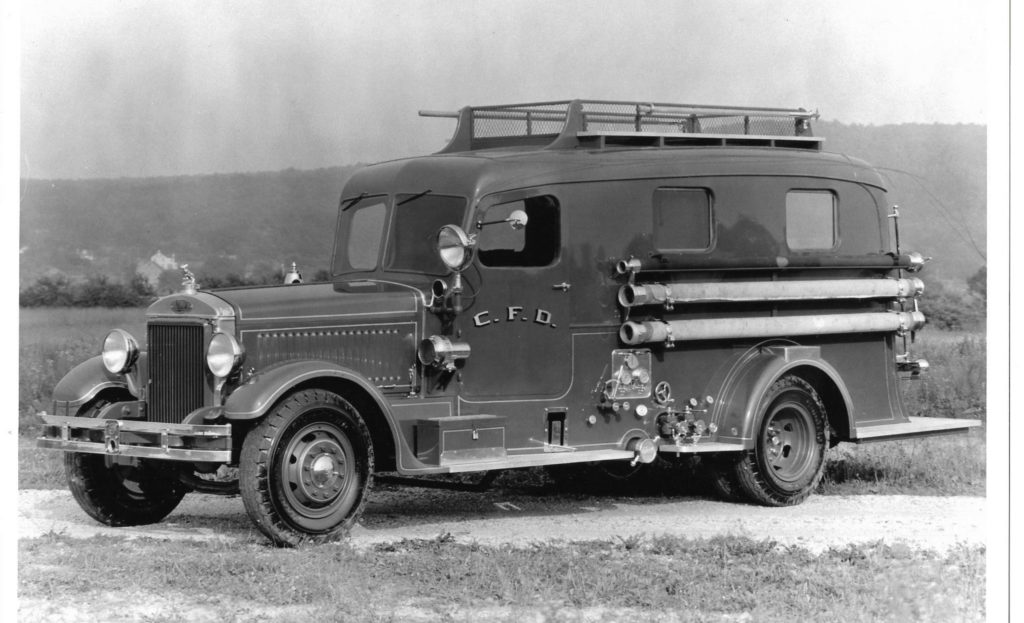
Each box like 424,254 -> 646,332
207,332 -> 244,378
101,329 -> 140,374
437,225 -> 474,271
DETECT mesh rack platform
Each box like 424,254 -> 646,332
420,99 -> 821,153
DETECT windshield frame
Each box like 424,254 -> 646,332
332,192 -> 469,279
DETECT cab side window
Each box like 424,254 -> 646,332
478,195 -> 560,267
786,190 -> 837,250
653,188 -> 713,252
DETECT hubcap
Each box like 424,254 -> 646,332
762,401 -> 815,483
280,420 -> 355,521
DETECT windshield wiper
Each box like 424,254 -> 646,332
396,189 -> 432,206
340,192 -> 368,212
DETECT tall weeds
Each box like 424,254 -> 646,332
899,332 -> 986,420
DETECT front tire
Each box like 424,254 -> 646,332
240,389 -> 374,546
732,375 -> 829,506
65,399 -> 187,526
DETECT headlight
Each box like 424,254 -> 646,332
437,225 -> 476,271
207,332 -> 244,378
101,329 -> 140,374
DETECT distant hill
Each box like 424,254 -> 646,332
816,121 -> 986,284
20,122 -> 986,288
20,166 -> 362,288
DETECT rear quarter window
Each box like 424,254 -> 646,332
786,190 -> 837,250
653,188 -> 713,252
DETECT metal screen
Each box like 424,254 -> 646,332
472,102 -> 570,138
147,324 -> 207,424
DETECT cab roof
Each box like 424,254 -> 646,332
344,145 -> 887,202
344,100 -> 885,200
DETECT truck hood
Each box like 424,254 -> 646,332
208,282 -> 420,325
148,282 -> 421,325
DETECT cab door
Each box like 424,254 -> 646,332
456,191 -> 571,399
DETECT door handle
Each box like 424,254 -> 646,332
552,282 -> 571,292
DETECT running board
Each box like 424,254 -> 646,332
443,449 -> 635,473
852,416 -> 981,443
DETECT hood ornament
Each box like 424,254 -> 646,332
284,262 -> 303,285
180,264 -> 198,295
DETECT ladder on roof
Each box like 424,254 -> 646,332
419,99 -> 821,153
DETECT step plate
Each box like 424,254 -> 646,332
853,416 -> 981,443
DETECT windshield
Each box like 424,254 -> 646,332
332,193 -> 467,276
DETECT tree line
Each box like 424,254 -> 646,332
19,268 -> 333,308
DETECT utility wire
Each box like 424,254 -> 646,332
875,166 -> 987,263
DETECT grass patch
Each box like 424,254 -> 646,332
19,307 -> 146,425
900,332 -> 986,421
18,437 -> 66,490
821,430 -> 986,496
18,534 -> 985,622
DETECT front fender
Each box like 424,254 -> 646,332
51,355 -> 135,412
714,345 -> 853,448
223,360 -> 397,425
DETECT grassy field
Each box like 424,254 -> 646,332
18,307 -> 986,495
19,307 -> 147,421
18,533 -> 985,622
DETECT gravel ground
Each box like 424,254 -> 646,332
19,484 -> 986,553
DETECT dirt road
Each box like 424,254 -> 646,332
19,482 -> 986,553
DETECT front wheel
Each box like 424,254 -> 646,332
240,389 -> 374,546
732,375 -> 829,506
65,399 -> 187,526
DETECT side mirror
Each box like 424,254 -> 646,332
506,209 -> 528,230
476,209 -> 529,231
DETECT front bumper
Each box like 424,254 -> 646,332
37,412 -> 232,462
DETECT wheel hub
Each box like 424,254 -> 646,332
763,403 -> 813,482
283,423 -> 353,514
309,454 -> 338,488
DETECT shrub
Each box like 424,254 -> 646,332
19,273 -> 156,308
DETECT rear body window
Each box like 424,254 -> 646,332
786,190 -> 837,250
653,188 -> 712,252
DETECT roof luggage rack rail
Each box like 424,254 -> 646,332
420,99 -> 822,153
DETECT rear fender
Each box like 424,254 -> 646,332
714,345 -> 853,448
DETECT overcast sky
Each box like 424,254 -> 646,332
20,0 -> 990,179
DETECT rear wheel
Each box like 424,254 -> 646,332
240,389 -> 374,546
732,375 -> 829,506
65,399 -> 187,526
704,455 -> 745,502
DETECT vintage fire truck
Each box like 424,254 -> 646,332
38,100 -> 980,545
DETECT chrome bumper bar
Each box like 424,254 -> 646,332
37,413 -> 232,462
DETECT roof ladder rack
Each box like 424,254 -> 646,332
420,99 -> 822,153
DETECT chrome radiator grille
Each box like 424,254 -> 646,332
147,324 -> 207,423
